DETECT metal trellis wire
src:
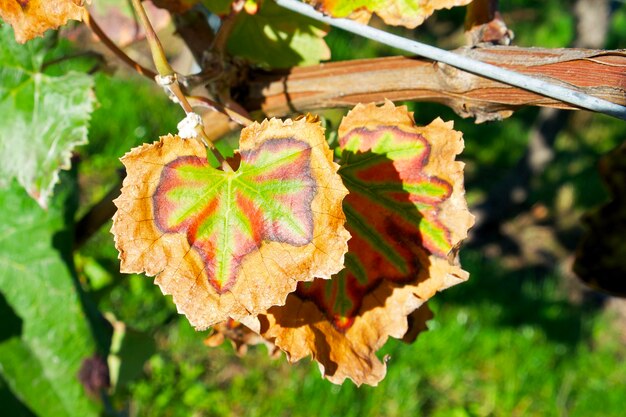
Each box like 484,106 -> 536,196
275,0 -> 626,121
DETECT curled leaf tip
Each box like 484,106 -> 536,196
205,319 -> 280,357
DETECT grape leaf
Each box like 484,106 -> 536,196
0,0 -> 84,43
0,25 -> 95,208
0,179 -> 100,417
574,142 -> 626,297
309,0 -> 473,29
227,0 -> 330,68
211,305 -> 432,358
112,117 -> 350,329
244,102 -> 474,386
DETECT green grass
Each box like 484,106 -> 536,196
101,250 -> 625,417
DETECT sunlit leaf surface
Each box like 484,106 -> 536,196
308,0 -> 473,29
227,0 -> 330,68
112,118 -> 350,329
245,102 -> 473,385
0,25 -> 95,208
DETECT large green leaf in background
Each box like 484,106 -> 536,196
0,25 -> 95,208
226,1 -> 330,68
0,179 -> 101,417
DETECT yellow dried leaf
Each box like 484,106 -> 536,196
377,0 -> 473,29
0,0 -> 85,43
310,0 -> 473,29
112,118 -> 350,329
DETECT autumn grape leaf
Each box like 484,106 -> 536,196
307,0 -> 473,29
112,117 -> 350,329
0,0 -> 84,43
574,142 -> 626,297
244,101 -> 474,386
209,306 -> 431,358
0,25 -> 95,208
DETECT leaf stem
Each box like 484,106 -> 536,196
211,3 -> 244,59
129,0 -> 234,171
82,9 -> 157,79
274,0 -> 626,121
129,0 -> 174,76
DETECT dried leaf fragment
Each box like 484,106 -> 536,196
0,0 -> 85,43
205,319 -> 280,357
245,101 -> 473,386
308,0 -> 473,29
112,118 -> 350,329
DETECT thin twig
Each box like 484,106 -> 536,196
129,0 -> 234,171
211,4 -> 243,59
82,9 -> 157,79
167,80 -> 195,113
274,0 -> 626,121
130,0 -> 174,76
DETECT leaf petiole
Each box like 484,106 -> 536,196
129,0 -> 173,77
129,0 -> 234,170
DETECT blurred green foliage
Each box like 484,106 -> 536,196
92,251 -> 626,417
1,0 -> 626,416
0,178 -> 101,417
